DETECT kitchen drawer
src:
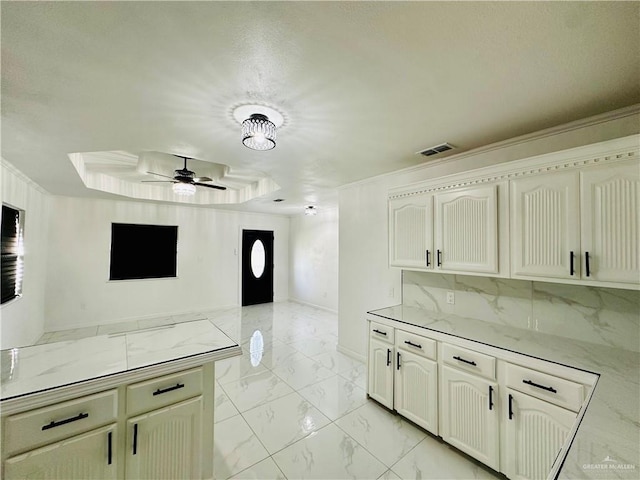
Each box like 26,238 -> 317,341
369,322 -> 394,345
442,343 -> 496,380
505,363 -> 584,412
3,389 -> 117,456
126,367 -> 203,417
396,330 -> 436,360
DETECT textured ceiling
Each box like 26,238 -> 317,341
2,1 -> 639,215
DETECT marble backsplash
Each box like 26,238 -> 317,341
402,271 -> 640,352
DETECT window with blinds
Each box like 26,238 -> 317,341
1,204 -> 24,304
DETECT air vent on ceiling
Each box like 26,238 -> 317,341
419,142 -> 455,157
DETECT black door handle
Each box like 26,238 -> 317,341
489,386 -> 494,411
386,348 -> 391,367
585,252 -> 591,277
437,249 -> 442,267
397,351 -> 401,370
569,251 -> 575,276
508,394 -> 514,420
133,423 -> 138,455
108,431 -> 113,465
426,250 -> 431,267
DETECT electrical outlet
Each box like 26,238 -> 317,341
446,291 -> 455,305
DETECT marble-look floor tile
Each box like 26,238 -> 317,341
338,363 -> 367,390
213,415 -> 270,480
272,423 -> 387,480
47,326 -> 98,343
215,354 -> 268,385
221,370 -> 294,412
298,375 -> 368,421
312,350 -> 364,374
335,402 -> 426,468
242,392 -> 331,454
271,355 -> 334,390
378,470 -> 402,480
228,457 -> 286,480
289,335 -> 338,357
259,344 -> 308,370
97,321 -> 139,336
214,382 -> 240,423
391,435 -> 501,479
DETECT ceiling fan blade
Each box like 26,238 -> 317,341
194,176 -> 212,182
147,171 -> 175,179
141,180 -> 176,183
194,182 -> 227,191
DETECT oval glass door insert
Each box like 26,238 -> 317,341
251,239 -> 266,279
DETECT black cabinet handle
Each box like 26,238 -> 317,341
453,355 -> 477,366
133,423 -> 138,455
397,352 -> 401,370
404,340 -> 422,349
386,348 -> 391,367
373,329 -> 387,336
426,250 -> 431,267
153,383 -> 185,396
437,249 -> 442,267
585,252 -> 591,277
523,379 -> 557,393
42,412 -> 89,431
569,251 -> 575,276
489,386 -> 494,411
508,394 -> 514,420
108,431 -> 113,465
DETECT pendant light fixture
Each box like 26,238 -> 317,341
232,104 -> 285,151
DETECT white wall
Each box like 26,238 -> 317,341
337,108 -> 640,361
44,196 -> 290,330
1,161 -> 51,348
289,206 -> 338,312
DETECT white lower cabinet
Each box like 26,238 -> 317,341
367,336 -> 395,409
394,349 -> 438,434
126,396 -> 203,480
440,365 -> 499,471
4,424 -> 118,480
505,389 -> 577,480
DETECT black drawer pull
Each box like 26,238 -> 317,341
453,355 -> 477,366
373,329 -> 387,336
404,340 -> 422,349
523,379 -> 557,393
153,383 -> 185,396
42,412 -> 88,431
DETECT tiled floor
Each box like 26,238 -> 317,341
38,302 -> 502,480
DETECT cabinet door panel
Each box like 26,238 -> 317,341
367,337 -> 394,409
581,162 -> 640,284
440,366 -> 499,470
394,350 -> 438,435
389,194 -> 433,268
505,389 -> 576,480
511,172 -> 580,279
435,185 -> 498,273
4,424 -> 117,480
126,396 -> 202,480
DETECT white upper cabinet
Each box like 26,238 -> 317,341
388,193 -> 433,269
581,161 -> 640,284
435,184 -> 499,274
511,171 -> 580,279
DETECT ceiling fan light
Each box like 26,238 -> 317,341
242,113 -> 276,151
172,182 -> 196,196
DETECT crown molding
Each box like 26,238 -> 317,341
1,158 -> 51,196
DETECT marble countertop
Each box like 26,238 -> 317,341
368,305 -> 640,480
0,320 -> 240,401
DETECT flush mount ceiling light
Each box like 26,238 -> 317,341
232,104 -> 285,151
172,182 -> 196,196
304,205 -> 317,216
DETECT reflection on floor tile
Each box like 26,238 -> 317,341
213,415 -> 269,480
215,354 -> 268,385
272,423 -> 388,480
335,402 -> 427,468
298,375 -> 368,421
242,391 -> 331,454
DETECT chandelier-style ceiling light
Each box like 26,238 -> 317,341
242,114 -> 276,151
172,182 -> 196,196
232,104 -> 285,152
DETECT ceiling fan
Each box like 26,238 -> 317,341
142,155 -> 227,191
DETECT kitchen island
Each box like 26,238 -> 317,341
367,305 -> 639,480
0,319 -> 241,479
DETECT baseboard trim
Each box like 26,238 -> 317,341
337,343 -> 366,364
289,298 -> 338,314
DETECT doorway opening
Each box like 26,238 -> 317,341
241,230 -> 274,306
